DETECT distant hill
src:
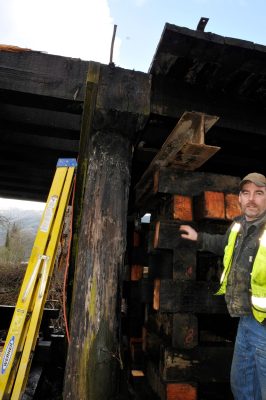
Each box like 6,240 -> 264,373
0,208 -> 43,246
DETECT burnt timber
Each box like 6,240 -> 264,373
0,23 -> 266,202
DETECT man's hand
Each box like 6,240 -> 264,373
179,225 -> 198,241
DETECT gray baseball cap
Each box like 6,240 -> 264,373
240,172 -> 266,189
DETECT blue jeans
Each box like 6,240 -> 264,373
231,316 -> 266,400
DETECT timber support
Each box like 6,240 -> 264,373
63,62 -> 150,399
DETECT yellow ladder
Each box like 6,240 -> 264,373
0,158 -> 77,400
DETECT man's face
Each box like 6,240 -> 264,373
239,182 -> 266,221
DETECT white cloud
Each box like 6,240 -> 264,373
0,0 -> 121,63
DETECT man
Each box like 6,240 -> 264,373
180,172 -> 266,400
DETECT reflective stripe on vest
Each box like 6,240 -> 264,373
215,222 -> 241,295
250,228 -> 266,322
217,222 -> 266,323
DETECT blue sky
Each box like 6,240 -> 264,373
109,0 -> 266,72
0,0 -> 266,209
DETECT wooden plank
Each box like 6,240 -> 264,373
96,65 -> 151,118
172,314 -> 198,349
135,169 -> 240,210
161,346 -> 233,382
194,191 -> 225,220
158,280 -> 227,313
173,246 -> 197,281
157,169 -> 240,196
0,103 -> 81,131
0,50 -> 89,100
147,312 -> 198,349
153,220 -> 181,250
1,129 -> 79,152
152,220 -> 197,253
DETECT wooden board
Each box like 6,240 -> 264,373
152,220 -> 197,252
146,312 -> 198,349
157,280 -> 227,313
136,169 -> 240,210
161,346 -> 233,382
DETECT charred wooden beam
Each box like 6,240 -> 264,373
0,103 -> 81,131
160,346 -> 233,382
173,246 -> 197,281
1,129 -> 79,152
152,220 -> 198,251
0,49 -> 89,101
158,280 -> 227,313
147,312 -> 198,349
157,169 -> 240,194
135,168 -> 240,211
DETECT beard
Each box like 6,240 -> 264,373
243,202 -> 261,220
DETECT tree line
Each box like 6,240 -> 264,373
0,215 -> 36,267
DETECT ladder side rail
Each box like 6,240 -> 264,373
11,166 -> 76,399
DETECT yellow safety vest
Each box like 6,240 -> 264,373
216,222 -> 266,323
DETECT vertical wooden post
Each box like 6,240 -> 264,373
64,131 -> 131,399
63,64 -> 150,399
